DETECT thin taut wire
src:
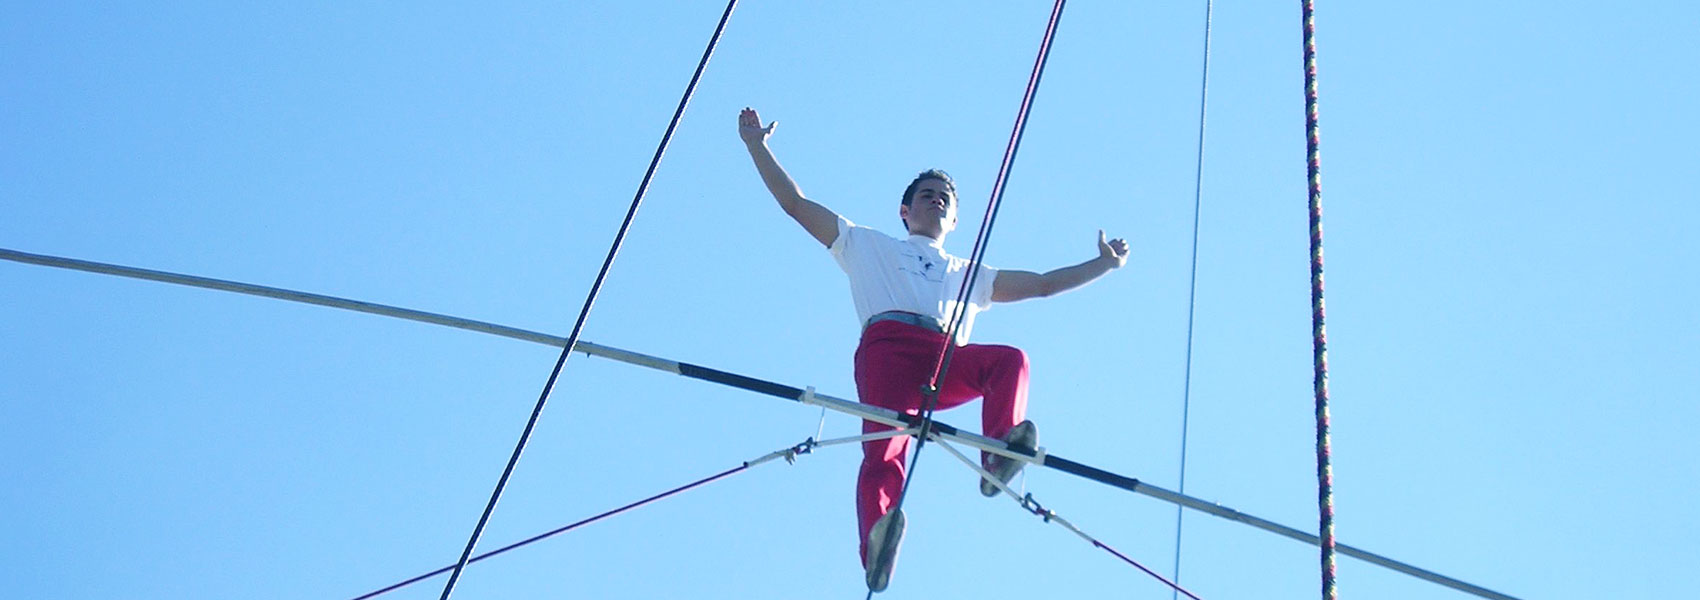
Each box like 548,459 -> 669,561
433,2 -> 740,598
886,0 -> 1070,528
1171,0 -> 1214,597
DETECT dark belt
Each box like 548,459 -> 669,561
864,310 -> 945,334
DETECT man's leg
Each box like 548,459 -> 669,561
936,344 -> 1030,469
852,322 -> 940,562
856,420 -> 909,563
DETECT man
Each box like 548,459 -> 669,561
737,107 -> 1129,592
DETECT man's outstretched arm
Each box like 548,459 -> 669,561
991,230 -> 1130,303
740,107 -> 838,248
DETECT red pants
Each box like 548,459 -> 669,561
853,320 -> 1029,562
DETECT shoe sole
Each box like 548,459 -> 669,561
865,509 -> 905,593
980,421 -> 1038,497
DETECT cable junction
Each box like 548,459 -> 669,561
3,247 -> 1522,600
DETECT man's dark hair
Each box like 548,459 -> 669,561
900,169 -> 956,230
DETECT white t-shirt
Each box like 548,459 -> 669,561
830,215 -> 998,345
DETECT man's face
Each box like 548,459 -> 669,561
901,178 -> 957,239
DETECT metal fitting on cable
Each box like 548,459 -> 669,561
783,437 -> 816,465
915,384 -> 941,436
1021,492 -> 1054,522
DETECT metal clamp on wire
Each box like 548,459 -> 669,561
916,384 -> 942,437
1021,492 -> 1055,522
784,437 -> 817,465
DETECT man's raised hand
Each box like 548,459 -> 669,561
739,107 -> 776,146
1098,230 -> 1130,268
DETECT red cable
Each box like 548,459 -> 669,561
350,464 -> 750,600
1093,540 -> 1207,600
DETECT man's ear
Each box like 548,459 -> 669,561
899,204 -> 911,230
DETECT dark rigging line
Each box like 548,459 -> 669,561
884,0 -> 1071,560
1171,0 -> 1214,597
433,2 -> 740,598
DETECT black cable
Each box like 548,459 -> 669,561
433,2 -> 741,598
884,0 -> 1070,556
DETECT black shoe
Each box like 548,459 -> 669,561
864,508 -> 906,593
980,420 -> 1038,497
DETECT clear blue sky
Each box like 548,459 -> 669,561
4,2 -> 1696,599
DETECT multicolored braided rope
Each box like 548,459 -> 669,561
1301,1 -> 1338,600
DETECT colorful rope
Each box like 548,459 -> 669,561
1301,1 -> 1338,599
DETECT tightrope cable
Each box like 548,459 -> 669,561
1300,1 -> 1338,599
1171,0 -> 1214,597
433,2 -> 740,598
3,248 -> 1522,599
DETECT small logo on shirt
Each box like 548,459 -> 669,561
897,243 -> 946,283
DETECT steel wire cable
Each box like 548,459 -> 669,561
433,2 -> 741,598
1171,1 -> 1215,597
2,247 -> 1519,599
888,0 -> 1069,522
867,4 -> 1069,596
